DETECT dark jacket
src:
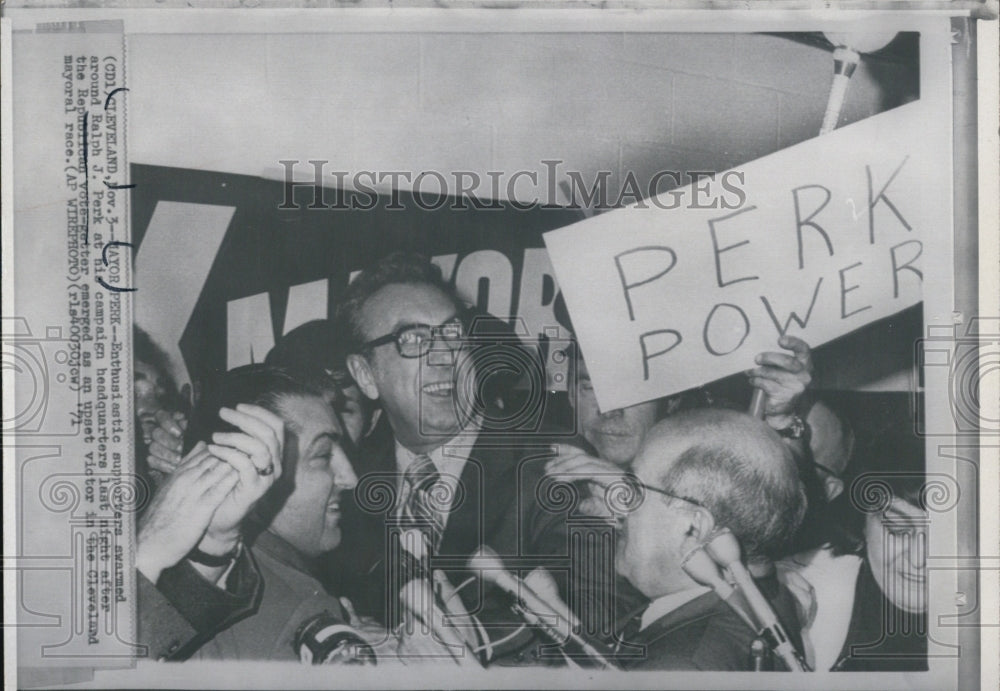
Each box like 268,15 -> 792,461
617,575 -> 803,671
833,559 -> 927,671
332,419 -> 580,659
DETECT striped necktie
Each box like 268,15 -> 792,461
401,453 -> 446,553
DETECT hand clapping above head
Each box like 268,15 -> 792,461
198,404 -> 286,555
135,441 -> 238,584
135,403 -> 286,584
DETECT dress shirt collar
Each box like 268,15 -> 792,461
395,441 -> 461,480
394,418 -> 482,479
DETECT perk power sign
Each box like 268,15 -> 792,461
544,102 -> 943,412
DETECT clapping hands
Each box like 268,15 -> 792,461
135,404 -> 285,584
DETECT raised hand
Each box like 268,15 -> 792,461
544,444 -> 628,487
135,441 -> 238,584
545,444 -> 629,519
746,335 -> 814,428
146,409 -> 187,474
197,403 -> 286,556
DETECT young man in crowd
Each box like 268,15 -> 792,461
261,318 -> 394,606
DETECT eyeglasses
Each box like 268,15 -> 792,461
617,473 -> 707,512
361,317 -> 465,359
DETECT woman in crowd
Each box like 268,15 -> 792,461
781,424 -> 929,671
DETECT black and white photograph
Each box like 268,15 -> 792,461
2,3 -> 997,690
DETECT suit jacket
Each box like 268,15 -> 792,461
618,575 -> 803,671
332,417 -> 579,659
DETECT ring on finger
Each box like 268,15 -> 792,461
257,464 -> 275,477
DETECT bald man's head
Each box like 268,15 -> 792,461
633,408 -> 807,561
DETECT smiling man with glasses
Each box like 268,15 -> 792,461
343,259 -> 472,454
335,251 -> 577,662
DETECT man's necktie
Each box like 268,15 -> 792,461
613,605 -> 648,656
401,453 -> 446,554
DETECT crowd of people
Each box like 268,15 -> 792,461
131,251 -> 931,672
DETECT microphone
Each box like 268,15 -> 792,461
681,545 -> 757,632
398,578 -> 483,668
703,529 -> 810,672
748,637 -> 773,671
398,528 -> 483,653
522,567 -> 581,631
749,389 -> 767,419
468,546 -> 618,670
293,611 -> 377,665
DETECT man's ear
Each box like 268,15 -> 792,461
824,475 -> 845,502
346,354 -> 379,401
683,506 -> 717,552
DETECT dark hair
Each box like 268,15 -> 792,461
336,251 -> 461,354
786,444 -> 840,554
265,319 -> 353,390
829,424 -> 926,555
662,442 -> 807,561
183,364 -> 326,454
133,325 -> 183,410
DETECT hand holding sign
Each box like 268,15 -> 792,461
747,335 -> 813,428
